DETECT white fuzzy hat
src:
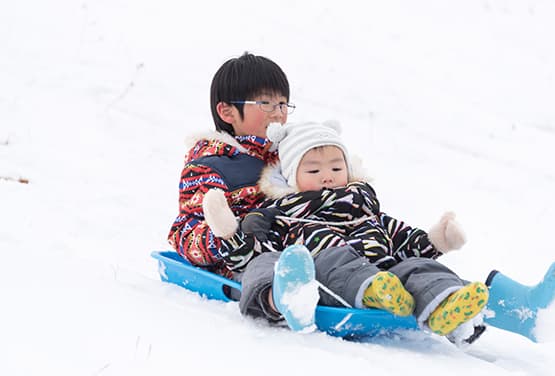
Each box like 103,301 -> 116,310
266,121 -> 351,188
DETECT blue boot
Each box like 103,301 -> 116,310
273,245 -> 319,333
485,262 -> 555,342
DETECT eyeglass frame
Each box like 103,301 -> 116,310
229,100 -> 296,114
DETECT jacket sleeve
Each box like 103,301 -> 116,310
169,160 -> 281,274
379,213 -> 443,261
168,162 -> 232,274
267,183 -> 379,228
343,181 -> 380,217
272,189 -> 338,218
342,181 -> 441,260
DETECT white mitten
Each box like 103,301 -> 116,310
428,211 -> 466,253
202,189 -> 238,240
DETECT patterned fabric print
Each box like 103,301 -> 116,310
218,232 -> 258,272
362,271 -> 415,316
259,181 -> 441,267
427,282 -> 489,335
380,214 -> 441,262
168,135 -> 277,277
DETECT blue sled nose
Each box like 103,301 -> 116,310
485,262 -> 555,342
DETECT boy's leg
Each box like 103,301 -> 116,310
484,262 -> 555,342
272,245 -> 319,332
238,246 -> 386,322
237,252 -> 283,322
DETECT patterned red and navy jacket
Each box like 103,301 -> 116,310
168,132 -> 278,277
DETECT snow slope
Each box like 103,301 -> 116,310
1,0 -> 554,375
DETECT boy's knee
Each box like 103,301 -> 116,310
239,252 -> 281,320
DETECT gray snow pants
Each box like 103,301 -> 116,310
235,245 -> 465,324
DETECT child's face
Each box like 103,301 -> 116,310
296,146 -> 349,192
232,93 -> 288,138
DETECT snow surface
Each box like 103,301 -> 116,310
2,0 -> 555,375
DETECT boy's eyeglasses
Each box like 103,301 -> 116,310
230,100 -> 296,115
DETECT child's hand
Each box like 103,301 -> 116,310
203,189 -> 238,239
240,208 -> 281,242
428,212 -> 466,253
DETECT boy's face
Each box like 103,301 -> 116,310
296,146 -> 349,192
232,93 -> 288,138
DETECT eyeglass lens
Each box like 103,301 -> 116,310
259,102 -> 295,114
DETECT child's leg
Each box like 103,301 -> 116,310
389,258 -> 465,321
313,245 -> 414,315
389,258 -> 488,336
237,252 -> 283,321
426,281 -> 488,336
362,271 -> 415,316
313,245 -> 382,308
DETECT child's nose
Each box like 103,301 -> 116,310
322,174 -> 333,183
269,108 -> 286,122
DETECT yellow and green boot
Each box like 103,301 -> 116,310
362,271 -> 415,317
428,282 -> 489,336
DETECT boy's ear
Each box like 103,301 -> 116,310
216,102 -> 235,124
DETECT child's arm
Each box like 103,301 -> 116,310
381,210 -> 467,260
217,207 -> 285,272
167,163 -> 230,273
270,182 -> 378,223
184,185 -> 283,273
272,189 -> 338,218
346,181 -> 444,261
379,214 -> 443,261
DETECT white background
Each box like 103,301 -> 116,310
1,1 -> 554,374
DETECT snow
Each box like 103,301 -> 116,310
279,280 -> 320,330
1,0 -> 555,375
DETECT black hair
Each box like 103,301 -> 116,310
210,52 -> 290,136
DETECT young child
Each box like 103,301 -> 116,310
204,120 -> 489,342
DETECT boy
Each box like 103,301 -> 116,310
168,52 -> 291,278
169,52 -> 305,323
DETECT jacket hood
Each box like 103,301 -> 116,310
259,155 -> 374,200
184,131 -> 275,162
185,131 -> 246,153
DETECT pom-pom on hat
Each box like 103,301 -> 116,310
266,121 -> 351,188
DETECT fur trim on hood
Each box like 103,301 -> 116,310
184,131 -> 248,153
259,154 -> 374,200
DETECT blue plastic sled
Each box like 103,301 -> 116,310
152,251 -> 418,338
152,251 -> 555,341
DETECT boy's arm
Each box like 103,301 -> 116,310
168,162 -> 282,274
167,163 -> 231,273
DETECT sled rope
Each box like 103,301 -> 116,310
275,214 -> 375,227
316,281 -> 353,308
